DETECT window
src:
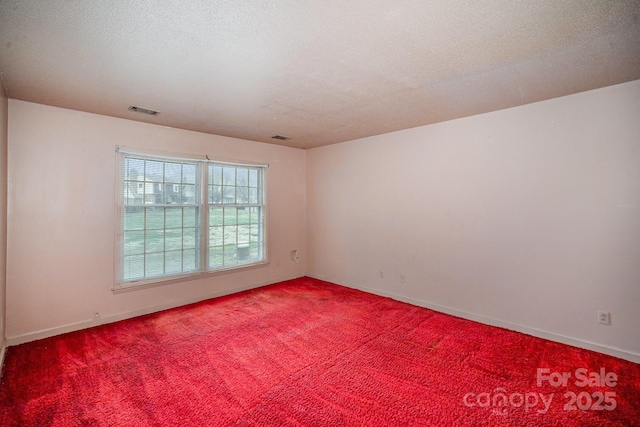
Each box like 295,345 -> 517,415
207,165 -> 264,269
116,149 -> 266,289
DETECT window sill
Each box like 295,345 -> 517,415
112,260 -> 269,294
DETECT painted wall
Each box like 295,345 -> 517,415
0,85 -> 7,357
306,80 -> 640,362
6,100 -> 306,343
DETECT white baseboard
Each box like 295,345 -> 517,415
305,273 -> 640,364
6,274 -> 303,347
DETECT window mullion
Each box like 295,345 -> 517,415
200,162 -> 209,273
163,204 -> 167,276
143,207 -> 147,279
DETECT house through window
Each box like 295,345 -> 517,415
116,149 -> 266,289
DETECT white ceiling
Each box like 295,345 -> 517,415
1,1 -> 639,149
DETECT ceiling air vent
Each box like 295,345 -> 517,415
128,105 -> 160,116
271,135 -> 291,141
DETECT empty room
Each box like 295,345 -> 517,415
1,1 -> 639,426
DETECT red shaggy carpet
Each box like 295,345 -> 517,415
1,277 -> 639,426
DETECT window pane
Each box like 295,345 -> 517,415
124,181 -> 144,205
248,188 -> 258,204
184,249 -> 197,271
123,255 -> 145,280
210,226 -> 223,246
250,224 -> 260,242
210,166 -> 222,185
125,158 -> 145,181
146,208 -> 164,229
146,229 -> 164,253
249,169 -> 258,187
209,185 -> 222,204
146,183 -> 163,204
166,207 -> 182,228
236,186 -> 248,204
223,244 -> 237,265
183,164 -> 197,184
237,207 -> 250,225
250,242 -> 261,261
182,184 -> 196,204
124,231 -> 144,255
209,207 -> 223,226
165,251 -> 183,274
165,228 -> 183,251
224,226 -> 237,245
146,253 -> 164,277
238,225 -> 250,244
237,243 -> 250,262
165,163 -> 181,183
183,227 -> 197,249
209,246 -> 223,268
222,167 -> 235,185
145,160 -> 163,182
236,168 -> 248,186
164,184 -> 180,204
223,186 -> 235,204
184,207 -> 197,228
124,207 -> 144,230
224,207 -> 237,225
250,207 -> 261,223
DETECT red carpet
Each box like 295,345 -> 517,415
1,277 -> 639,426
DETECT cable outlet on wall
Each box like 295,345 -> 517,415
598,311 -> 611,325
379,271 -> 384,279
400,274 -> 406,284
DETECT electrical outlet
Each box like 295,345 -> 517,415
400,274 -> 406,283
598,311 -> 611,325
379,271 -> 384,279
290,249 -> 299,262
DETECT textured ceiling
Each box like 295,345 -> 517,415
1,1 -> 639,149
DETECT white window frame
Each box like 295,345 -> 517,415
114,147 -> 268,292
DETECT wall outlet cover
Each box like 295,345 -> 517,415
598,311 -> 611,325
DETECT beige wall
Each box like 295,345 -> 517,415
307,80 -> 640,362
0,85 -> 7,357
6,100 -> 306,343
